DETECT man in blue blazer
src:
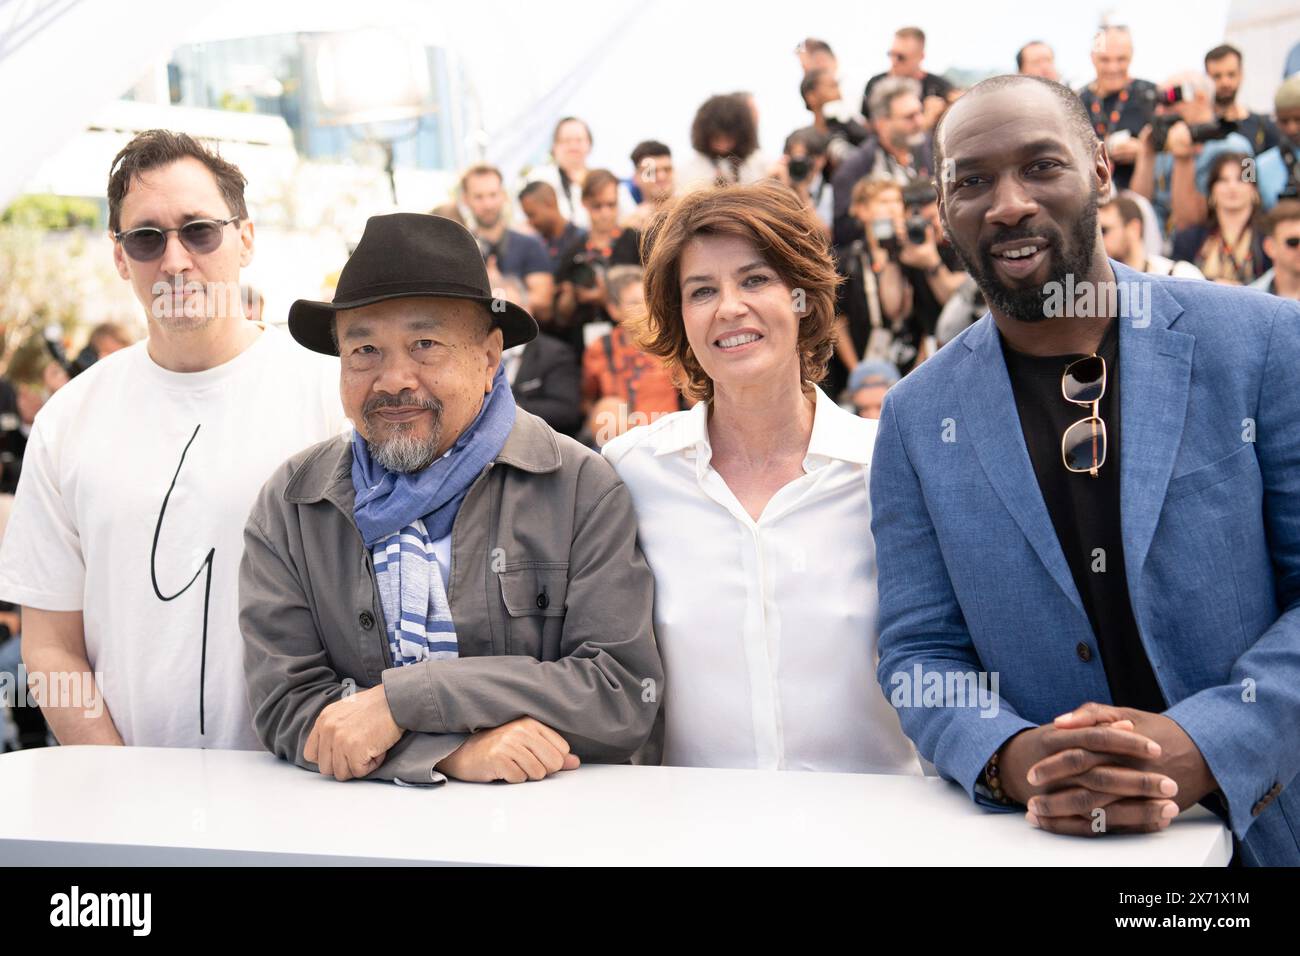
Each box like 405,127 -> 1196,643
871,74 -> 1300,865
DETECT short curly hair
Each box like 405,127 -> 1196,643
690,93 -> 759,161
631,180 -> 839,404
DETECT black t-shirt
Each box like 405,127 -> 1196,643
541,222 -> 585,271
861,71 -> 953,119
1076,79 -> 1156,191
553,228 -> 641,352
1000,318 -> 1165,713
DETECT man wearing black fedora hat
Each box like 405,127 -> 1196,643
239,212 -> 663,785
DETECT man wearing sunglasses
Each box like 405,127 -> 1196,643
860,26 -> 953,133
0,129 -> 347,751
870,75 -> 1300,866
1251,200 -> 1300,300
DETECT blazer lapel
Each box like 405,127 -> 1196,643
956,316 -> 1086,619
1113,261 -> 1193,586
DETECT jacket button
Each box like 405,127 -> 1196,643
1253,781 -> 1284,816
1076,642 -> 1092,662
536,590 -> 549,610
359,611 -> 375,631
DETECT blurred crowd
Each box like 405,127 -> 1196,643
413,25 -> 1300,450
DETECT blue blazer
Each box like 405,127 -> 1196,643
870,260 -> 1300,865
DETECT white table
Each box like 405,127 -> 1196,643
0,746 -> 1231,865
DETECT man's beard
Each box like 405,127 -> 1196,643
364,394 -> 443,473
150,276 -> 223,332
946,186 -> 1101,324
1215,92 -> 1235,108
889,130 -> 925,153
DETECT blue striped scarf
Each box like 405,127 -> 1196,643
372,518 -> 458,665
352,366 -> 516,665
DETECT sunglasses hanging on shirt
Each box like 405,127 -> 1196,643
1061,354 -> 1107,477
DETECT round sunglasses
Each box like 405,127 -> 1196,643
113,216 -> 240,262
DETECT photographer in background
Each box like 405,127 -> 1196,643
554,169 -> 641,354
1256,74 -> 1300,211
1204,45 -> 1279,156
1077,25 -> 1155,191
861,27 -> 953,132
800,68 -> 868,179
896,180 -> 967,323
779,127 -> 834,234
831,76 -> 933,249
1131,73 -> 1256,234
825,178 -> 921,400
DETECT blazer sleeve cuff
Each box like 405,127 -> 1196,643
941,714 -> 1037,809
1163,692 -> 1277,841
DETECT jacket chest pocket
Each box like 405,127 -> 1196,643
498,563 -> 569,659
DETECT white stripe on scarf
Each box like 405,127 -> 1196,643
372,518 -> 458,666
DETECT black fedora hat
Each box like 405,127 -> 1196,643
289,212 -> 538,354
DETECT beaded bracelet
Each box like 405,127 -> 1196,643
982,746 -> 1015,806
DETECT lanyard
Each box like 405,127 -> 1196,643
1089,82 -> 1132,138
1216,230 -> 1253,282
586,229 -> 620,260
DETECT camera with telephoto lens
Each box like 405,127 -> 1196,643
904,215 -> 929,245
1150,114 -> 1239,152
901,182 -> 936,246
1149,113 -> 1179,153
1188,118 -> 1239,144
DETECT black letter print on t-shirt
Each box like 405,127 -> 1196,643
150,424 -> 215,736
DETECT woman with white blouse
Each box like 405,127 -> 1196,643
603,181 -> 921,775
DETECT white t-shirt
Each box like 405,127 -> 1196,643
0,325 -> 348,749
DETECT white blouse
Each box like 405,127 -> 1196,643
603,387 -> 922,774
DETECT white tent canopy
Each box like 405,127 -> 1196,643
0,0 -> 224,211
8,0 -> 1294,216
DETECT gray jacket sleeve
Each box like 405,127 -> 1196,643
239,470 -> 466,785
381,474 -> 663,763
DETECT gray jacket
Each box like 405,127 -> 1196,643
239,409 -> 663,784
